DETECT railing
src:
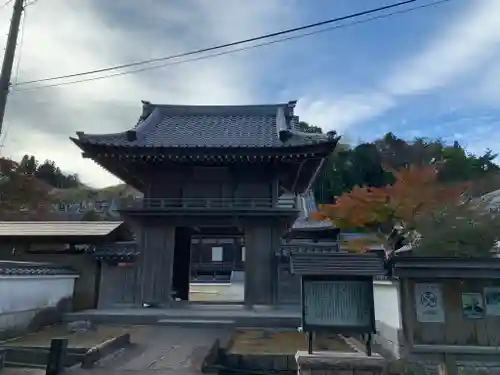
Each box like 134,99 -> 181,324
119,197 -> 298,210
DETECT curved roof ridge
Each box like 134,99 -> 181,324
147,101 -> 295,117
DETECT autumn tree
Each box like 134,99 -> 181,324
313,131 -> 500,203
0,157 -> 53,219
313,165 -> 467,252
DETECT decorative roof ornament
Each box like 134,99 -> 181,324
138,100 -> 153,123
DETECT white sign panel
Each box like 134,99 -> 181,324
415,283 -> 445,323
211,246 -> 223,262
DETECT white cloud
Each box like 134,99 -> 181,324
474,56 -> 500,107
296,93 -> 393,133
301,0 -> 500,133
0,0 -> 296,188
385,0 -> 500,95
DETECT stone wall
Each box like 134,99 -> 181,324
295,351 -> 387,375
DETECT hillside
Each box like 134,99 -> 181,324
51,183 -> 141,203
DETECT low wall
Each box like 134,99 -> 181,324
296,351 -> 387,375
373,279 -> 403,358
0,271 -> 77,339
0,249 -> 98,311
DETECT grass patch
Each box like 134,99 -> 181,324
227,329 -> 354,355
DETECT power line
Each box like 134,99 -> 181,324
11,0 -> 452,93
0,0 -> 13,9
14,0 -> 417,87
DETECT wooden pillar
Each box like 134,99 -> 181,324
137,224 -> 175,305
243,223 -> 281,305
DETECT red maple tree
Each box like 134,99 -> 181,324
312,165 -> 468,250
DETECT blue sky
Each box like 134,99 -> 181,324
0,0 -> 498,187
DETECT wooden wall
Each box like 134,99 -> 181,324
402,278 -> 500,347
146,166 -> 278,201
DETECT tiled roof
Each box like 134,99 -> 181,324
73,101 -> 337,149
89,242 -> 139,262
278,242 -> 341,257
290,252 -> 387,276
0,221 -> 125,237
0,261 -> 77,276
392,256 -> 500,279
291,190 -> 334,230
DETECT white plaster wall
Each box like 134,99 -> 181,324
0,276 -> 77,332
374,280 -> 401,329
373,279 -> 402,358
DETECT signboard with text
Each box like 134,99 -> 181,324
301,277 -> 375,333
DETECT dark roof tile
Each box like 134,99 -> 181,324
278,242 -> 341,257
89,242 -> 139,262
290,252 -> 386,276
74,101 -> 337,149
0,261 -> 77,276
0,221 -> 125,237
392,256 -> 500,279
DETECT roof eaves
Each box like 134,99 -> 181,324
0,221 -> 125,237
290,252 -> 386,276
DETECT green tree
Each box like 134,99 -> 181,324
19,155 -> 82,189
297,121 -> 322,134
414,199 -> 500,257
314,131 -> 500,203
19,154 -> 38,174
0,157 -> 52,219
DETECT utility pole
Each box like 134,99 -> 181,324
0,0 -> 24,136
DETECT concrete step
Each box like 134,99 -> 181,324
5,361 -> 46,369
1,347 -> 83,369
64,312 -> 300,328
156,318 -> 236,327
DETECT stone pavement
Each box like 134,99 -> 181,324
66,326 -> 231,375
189,281 -> 244,302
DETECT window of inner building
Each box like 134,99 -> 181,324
211,246 -> 223,262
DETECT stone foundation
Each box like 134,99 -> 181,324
296,351 -> 387,375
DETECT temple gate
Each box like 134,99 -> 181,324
72,100 -> 339,306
